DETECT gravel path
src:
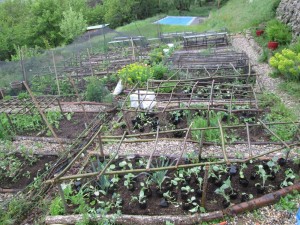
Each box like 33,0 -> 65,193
231,33 -> 300,119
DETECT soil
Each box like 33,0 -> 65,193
0,154 -> 58,189
117,110 -> 273,142
66,157 -> 300,216
54,112 -> 99,139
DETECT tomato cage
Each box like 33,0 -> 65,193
183,31 -> 229,49
168,49 -> 250,76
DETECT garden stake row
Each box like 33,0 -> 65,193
44,142 -> 300,184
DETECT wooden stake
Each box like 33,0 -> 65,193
51,51 -> 61,96
218,119 -> 228,164
23,81 -> 64,151
201,165 -> 209,209
97,134 -> 104,157
58,184 -> 68,213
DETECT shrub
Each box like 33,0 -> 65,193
117,63 -> 154,87
265,20 -> 292,45
152,63 -> 168,80
269,49 -> 300,81
85,77 -> 111,102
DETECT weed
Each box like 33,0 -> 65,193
275,191 -> 300,213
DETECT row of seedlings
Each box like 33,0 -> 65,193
43,121 -> 300,224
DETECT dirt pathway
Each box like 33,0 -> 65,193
231,33 -> 300,119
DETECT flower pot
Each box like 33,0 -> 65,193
277,158 -> 286,166
256,30 -> 264,36
241,193 -> 250,202
182,202 -> 191,210
196,188 -> 203,197
267,41 -> 279,50
180,190 -> 188,200
256,184 -> 265,194
239,177 -> 249,187
222,199 -> 230,208
156,189 -> 164,198
139,201 -> 147,209
230,190 -> 238,200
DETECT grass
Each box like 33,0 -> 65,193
278,81 -> 300,99
117,0 -> 280,37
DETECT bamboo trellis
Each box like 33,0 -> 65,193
43,120 -> 300,184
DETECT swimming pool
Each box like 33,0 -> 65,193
155,16 -> 197,26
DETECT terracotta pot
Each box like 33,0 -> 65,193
267,41 -> 279,50
256,30 -> 264,36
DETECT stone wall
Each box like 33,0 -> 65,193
276,0 -> 300,37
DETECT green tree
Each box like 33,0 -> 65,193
102,0 -> 137,28
60,8 -> 87,43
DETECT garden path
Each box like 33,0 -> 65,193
231,33 -> 300,119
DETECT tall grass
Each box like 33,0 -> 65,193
117,0 -> 281,37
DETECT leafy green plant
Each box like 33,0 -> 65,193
280,168 -> 296,188
49,196 -> 65,216
265,19 -> 292,44
269,48 -> 300,81
131,188 -> 147,204
157,82 -> 177,93
255,165 -> 271,189
85,76 -> 111,102
117,63 -> 154,87
275,191 -> 300,213
152,63 -> 168,80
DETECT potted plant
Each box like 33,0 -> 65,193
266,19 -> 292,50
256,29 -> 264,37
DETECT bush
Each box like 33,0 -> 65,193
117,63 -> 154,87
85,77 -> 111,102
265,19 -> 292,45
152,63 -> 168,80
269,49 -> 300,81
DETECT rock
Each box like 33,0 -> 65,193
277,0 -> 300,38
159,198 -> 169,208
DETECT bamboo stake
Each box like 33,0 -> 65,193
20,48 -> 27,82
87,48 -> 94,76
258,119 -> 291,160
246,122 -> 252,157
51,51 -> 61,96
97,134 -> 104,157
175,123 -> 193,167
53,125 -> 103,181
96,131 -> 126,179
201,165 -> 209,209
44,142 -> 300,183
58,184 -> 68,212
198,130 -> 204,160
217,119 -> 228,164
23,82 -> 64,151
146,126 -> 160,170
68,75 -> 88,127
